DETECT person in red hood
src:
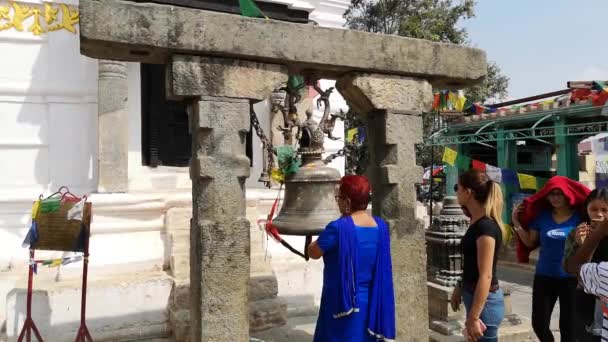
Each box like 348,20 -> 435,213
511,176 -> 590,342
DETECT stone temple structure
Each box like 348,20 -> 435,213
77,0 -> 486,340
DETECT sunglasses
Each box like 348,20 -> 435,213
453,184 -> 459,192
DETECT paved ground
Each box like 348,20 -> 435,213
498,263 -> 561,340
96,262 -> 564,342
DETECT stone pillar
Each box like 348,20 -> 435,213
97,60 -> 128,192
337,73 -> 432,341
168,55 -> 287,342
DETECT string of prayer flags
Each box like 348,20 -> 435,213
30,255 -> 84,272
432,91 -> 467,111
441,148 -> 551,191
442,147 -> 458,166
518,173 -> 537,190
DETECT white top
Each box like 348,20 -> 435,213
580,262 -> 608,341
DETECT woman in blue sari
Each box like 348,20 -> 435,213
308,175 -> 396,342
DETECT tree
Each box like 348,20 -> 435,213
464,61 -> 509,104
344,0 -> 509,171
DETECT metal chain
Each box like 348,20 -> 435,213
250,109 -> 276,186
323,133 -> 359,165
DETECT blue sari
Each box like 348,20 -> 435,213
313,216 -> 396,342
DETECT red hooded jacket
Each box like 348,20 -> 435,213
516,176 -> 590,263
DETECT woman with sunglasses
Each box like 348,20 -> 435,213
308,175 -> 395,342
512,176 -> 590,342
450,169 -> 506,341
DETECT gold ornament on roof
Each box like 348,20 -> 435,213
0,1 -> 79,36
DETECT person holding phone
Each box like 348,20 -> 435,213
451,169 -> 506,341
563,188 -> 608,341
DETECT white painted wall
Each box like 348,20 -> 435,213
0,0 -> 352,334
0,0 -> 97,270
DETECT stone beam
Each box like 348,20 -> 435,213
169,55 -> 288,100
180,57 -> 288,341
79,0 -> 487,88
337,74 -> 431,340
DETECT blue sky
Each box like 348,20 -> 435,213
463,1 -> 608,100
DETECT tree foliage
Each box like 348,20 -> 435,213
344,0 -> 510,170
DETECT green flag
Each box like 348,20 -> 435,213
239,0 -> 266,18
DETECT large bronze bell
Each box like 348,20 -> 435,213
270,85 -> 343,237
271,152 -> 341,236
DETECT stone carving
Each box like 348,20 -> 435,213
425,196 -> 469,287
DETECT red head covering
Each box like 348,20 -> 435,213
516,176 -> 590,263
339,175 -> 371,211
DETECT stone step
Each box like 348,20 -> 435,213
5,272 -> 172,342
168,232 -> 190,255
249,274 -> 279,301
170,254 -> 189,278
168,308 -> 189,342
165,207 -> 191,232
249,297 -> 288,333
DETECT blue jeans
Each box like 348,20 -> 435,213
463,289 -> 505,341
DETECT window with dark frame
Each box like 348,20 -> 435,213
140,63 -> 253,167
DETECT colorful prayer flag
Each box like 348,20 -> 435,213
432,93 -> 440,110
239,0 -> 267,18
592,81 -> 608,107
486,165 -> 502,182
455,91 -> 467,112
22,221 -> 39,248
501,169 -> 518,186
518,173 -> 537,190
31,200 -> 40,220
357,127 -> 366,143
40,198 -> 60,213
346,128 -> 358,143
472,160 -> 487,171
442,147 -> 457,166
456,154 -> 472,170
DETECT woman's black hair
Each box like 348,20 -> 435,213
581,187 -> 608,223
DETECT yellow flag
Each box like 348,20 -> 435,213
31,200 -> 40,220
455,94 -> 467,112
346,128 -> 358,143
270,168 -> 285,184
518,173 -> 537,190
50,259 -> 62,267
442,147 -> 458,166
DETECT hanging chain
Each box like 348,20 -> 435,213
250,109 -> 276,187
322,133 -> 359,165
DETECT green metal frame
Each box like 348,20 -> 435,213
429,104 -> 607,222
424,105 -> 605,146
